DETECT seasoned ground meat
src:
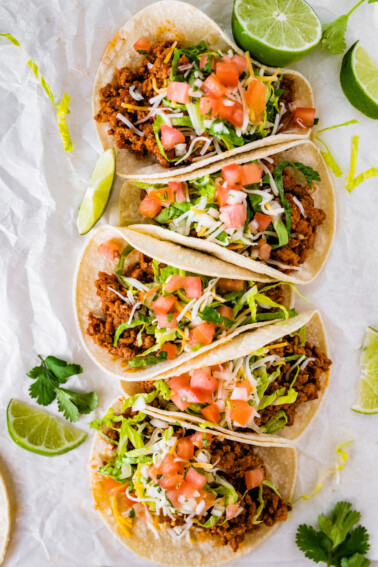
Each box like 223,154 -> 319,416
95,42 -> 295,168
268,166 -> 326,269
254,333 -> 332,428
86,253 -> 156,360
101,417 -> 290,552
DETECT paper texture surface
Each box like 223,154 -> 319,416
1,0 -> 378,565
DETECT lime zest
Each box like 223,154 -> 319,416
1,33 -> 73,152
294,441 -> 353,502
345,136 -> 378,193
314,119 -> 358,178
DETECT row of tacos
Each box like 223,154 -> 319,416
82,2 -> 336,564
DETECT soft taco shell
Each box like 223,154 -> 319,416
89,400 -> 297,567
122,310 -> 329,442
121,140 -> 335,284
74,225 -> 293,382
93,1 -> 314,179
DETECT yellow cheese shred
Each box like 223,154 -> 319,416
111,494 -> 132,537
164,41 -> 177,64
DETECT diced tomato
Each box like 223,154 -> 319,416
103,477 -> 125,494
240,163 -> 263,185
178,480 -> 198,499
148,465 -> 161,483
186,467 -> 207,490
219,204 -> 247,229
156,312 -> 179,329
254,212 -> 273,231
216,61 -> 239,87
188,322 -> 216,348
167,81 -> 190,104
229,400 -> 254,426
139,196 -> 162,218
190,369 -> 218,393
226,503 -> 240,520
202,74 -> 226,98
218,99 -> 244,128
160,454 -> 184,476
160,125 -> 185,150
245,468 -> 264,490
133,37 -> 152,53
149,187 -> 175,205
176,437 -> 195,460
201,403 -> 221,423
159,474 -> 184,489
160,342 -> 177,360
152,295 -> 177,314
191,431 -> 212,449
165,489 -> 181,509
217,305 -> 234,329
259,242 -> 272,261
170,393 -> 191,411
168,181 -> 187,202
177,386 -> 213,403
216,185 -> 230,208
231,55 -> 247,75
199,96 -> 219,118
217,278 -> 245,292
201,490 -> 217,510
238,379 -> 253,395
245,79 -> 268,114
184,276 -> 202,299
164,275 -> 186,293
293,107 -> 316,128
169,373 -> 191,393
222,163 -> 242,185
200,54 -> 217,70
98,240 -> 122,261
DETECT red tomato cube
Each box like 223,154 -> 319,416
133,37 -> 152,53
160,454 -> 183,476
231,55 -> 247,75
240,163 -> 264,185
190,369 -> 218,393
160,125 -> 185,150
222,163 -> 242,185
218,99 -> 244,128
176,437 -> 195,460
219,204 -> 247,229
216,61 -> 239,87
152,295 -> 177,314
201,403 -> 221,423
139,196 -> 162,218
191,431 -> 212,449
168,181 -> 187,202
254,212 -> 273,231
160,342 -> 177,360
186,467 -> 207,490
188,322 -> 216,347
245,79 -> 267,114
245,468 -> 264,490
202,74 -> 227,98
170,393 -> 191,411
159,474 -> 184,490
169,374 -> 191,393
167,81 -> 190,105
200,54 -> 217,70
199,96 -> 220,118
184,277 -> 202,299
292,107 -> 316,128
97,240 -> 122,260
156,312 -> 179,329
229,400 -> 254,426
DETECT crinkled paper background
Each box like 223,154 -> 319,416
1,0 -> 378,565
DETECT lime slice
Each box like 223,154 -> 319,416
7,399 -> 87,456
77,149 -> 116,235
340,41 -> 378,120
352,327 -> 378,414
232,0 -> 321,67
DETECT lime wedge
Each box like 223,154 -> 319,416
352,327 -> 378,414
77,149 -> 115,235
340,41 -> 378,120
232,0 -> 321,67
7,399 -> 87,456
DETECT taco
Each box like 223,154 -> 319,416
75,225 -> 296,382
89,400 -> 297,566
93,1 -> 315,179
120,310 -> 331,441
120,139 -> 335,284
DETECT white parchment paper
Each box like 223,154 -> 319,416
1,1 -> 378,565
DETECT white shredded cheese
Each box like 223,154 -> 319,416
116,113 -> 144,136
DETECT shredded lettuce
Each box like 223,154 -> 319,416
154,379 -> 172,401
274,388 -> 298,405
128,351 -> 168,368
116,245 -> 134,276
345,136 -> 378,193
199,306 -> 234,328
1,33 -> 74,151
155,202 -> 191,223
295,441 -> 354,502
214,475 -> 238,505
317,119 -> 359,134
121,391 -> 158,411
260,410 -> 288,433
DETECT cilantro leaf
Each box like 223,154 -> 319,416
56,388 -> 98,422
296,524 -> 331,563
341,554 -> 370,567
335,526 -> 370,563
27,355 -> 97,422
321,0 -> 374,55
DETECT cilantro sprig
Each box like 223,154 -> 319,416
28,355 -> 98,422
296,502 -> 370,567
321,0 -> 378,55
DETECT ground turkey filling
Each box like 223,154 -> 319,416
268,165 -> 326,269
102,411 -> 291,552
94,41 -> 295,168
86,253 -> 287,362
255,333 -> 332,428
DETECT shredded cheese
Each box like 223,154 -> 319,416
152,77 -> 167,93
121,103 -> 151,111
164,41 -> 177,64
111,495 -> 132,537
268,342 -> 288,350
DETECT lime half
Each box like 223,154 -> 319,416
77,148 -> 116,235
7,399 -> 87,456
352,327 -> 378,414
340,41 -> 378,120
232,0 -> 321,67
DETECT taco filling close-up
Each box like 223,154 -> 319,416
86,240 -> 294,369
138,324 -> 331,435
135,154 -> 326,272
90,403 -> 294,556
95,38 -> 313,169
